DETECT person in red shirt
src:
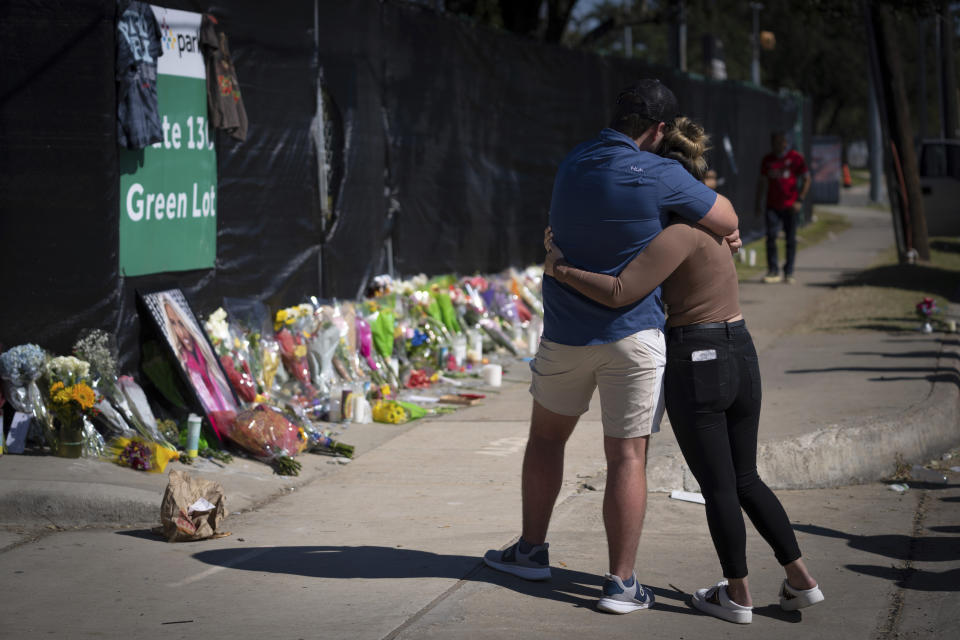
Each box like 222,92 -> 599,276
756,132 -> 810,283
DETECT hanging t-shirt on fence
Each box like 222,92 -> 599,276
200,14 -> 248,142
116,1 -> 163,149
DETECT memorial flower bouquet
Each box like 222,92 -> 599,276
328,303 -> 363,383
510,267 -> 544,318
305,427 -> 354,458
0,343 -> 49,424
205,307 -> 257,403
916,297 -> 939,333
108,435 -> 179,473
275,304 -> 317,394
224,404 -> 310,475
355,313 -> 390,387
218,298 -> 282,399
72,329 -> 135,447
372,398 -> 427,424
42,355 -> 100,457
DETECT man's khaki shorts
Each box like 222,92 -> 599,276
529,328 -> 665,438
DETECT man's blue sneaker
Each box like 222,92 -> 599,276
597,572 -> 655,614
483,538 -> 551,581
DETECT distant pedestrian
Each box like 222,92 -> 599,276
756,131 -> 810,284
483,79 -> 740,615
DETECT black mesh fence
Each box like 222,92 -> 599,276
0,0 -> 808,368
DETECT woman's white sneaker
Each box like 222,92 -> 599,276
779,580 -> 824,611
691,580 -> 753,624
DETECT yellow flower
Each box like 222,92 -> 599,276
294,344 -> 307,358
373,400 -> 408,424
70,383 -> 96,411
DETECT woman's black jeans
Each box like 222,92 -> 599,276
664,320 -> 801,579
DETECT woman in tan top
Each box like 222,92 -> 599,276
543,117 -> 823,624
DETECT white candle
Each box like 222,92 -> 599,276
482,363 -> 502,387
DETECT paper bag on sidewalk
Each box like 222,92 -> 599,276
159,470 -> 228,542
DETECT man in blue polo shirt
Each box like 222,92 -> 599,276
485,80 -> 739,613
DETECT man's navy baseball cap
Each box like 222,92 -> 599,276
614,79 -> 679,123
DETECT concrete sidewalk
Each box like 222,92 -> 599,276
1,186 -> 959,639
0,185 -> 958,529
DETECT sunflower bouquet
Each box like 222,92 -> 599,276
42,355 -> 100,457
372,399 -> 427,425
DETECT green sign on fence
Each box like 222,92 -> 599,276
119,6 -> 216,277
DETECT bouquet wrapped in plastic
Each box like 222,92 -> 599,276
916,297 -> 940,333
356,312 -> 396,389
41,355 -> 102,457
372,399 -> 428,425
114,375 -> 175,449
307,313 -> 342,396
73,329 -> 173,453
108,436 -> 179,473
301,424 -> 354,458
0,344 -> 51,445
275,304 -> 318,396
223,404 -> 309,475
72,330 -> 132,441
510,267 -> 544,318
222,298 -> 283,400
205,307 -> 257,404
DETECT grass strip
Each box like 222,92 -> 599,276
798,237 -> 960,333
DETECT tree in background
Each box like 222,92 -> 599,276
435,0 -> 955,260
442,0 -> 580,42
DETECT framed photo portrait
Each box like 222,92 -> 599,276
138,288 -> 238,437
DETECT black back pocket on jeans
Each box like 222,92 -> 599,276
670,349 -> 729,410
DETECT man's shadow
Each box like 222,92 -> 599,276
189,545 -> 700,615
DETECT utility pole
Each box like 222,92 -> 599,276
702,0 -> 726,80
936,12 -> 946,138
868,66 -> 884,203
917,18 -> 927,141
869,2 -> 930,261
940,3 -> 959,138
668,0 -> 687,71
678,0 -> 687,72
750,2 -> 763,86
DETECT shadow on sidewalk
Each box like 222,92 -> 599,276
188,545 -> 590,609
793,523 -> 960,563
845,350 -> 960,361
845,564 -> 960,592
186,544 -> 706,615
806,263 -> 960,303
794,524 -> 960,592
785,365 -> 959,389
785,341 -> 960,389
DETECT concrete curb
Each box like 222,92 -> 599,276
647,336 -> 960,492
1,487 -> 160,529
